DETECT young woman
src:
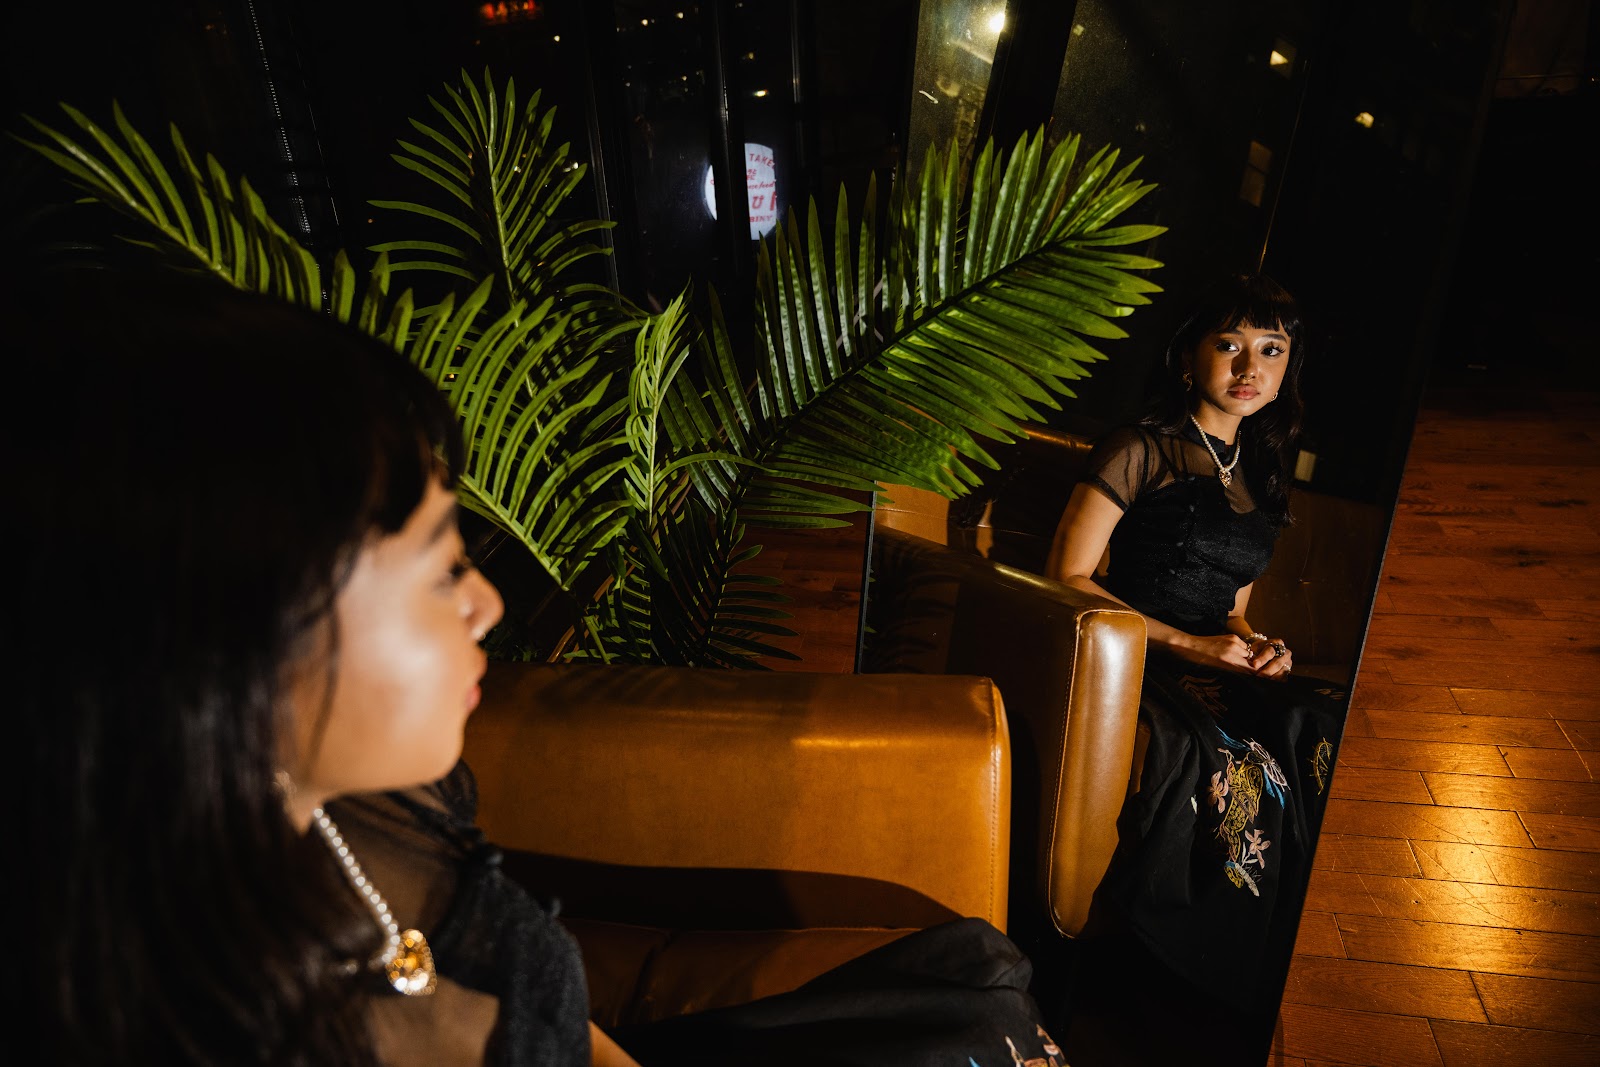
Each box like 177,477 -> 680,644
18,269 -> 640,1065
21,269 -> 1061,1065
1046,273 -> 1343,1008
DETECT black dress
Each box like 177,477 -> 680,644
1080,424 -> 1344,1008
334,764 -> 1066,1067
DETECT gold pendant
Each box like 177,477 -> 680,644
1219,469 -> 1232,488
385,929 -> 438,996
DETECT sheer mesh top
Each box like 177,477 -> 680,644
1082,423 -> 1280,634
327,763 -> 590,1066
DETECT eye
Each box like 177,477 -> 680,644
1214,339 -> 1240,353
1261,343 -> 1286,358
443,554 -> 476,587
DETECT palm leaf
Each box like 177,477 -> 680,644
372,70 -> 624,329
644,127 -> 1164,665
19,100 -> 644,604
404,278 -> 638,589
16,102 -> 391,331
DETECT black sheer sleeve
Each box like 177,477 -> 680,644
1081,426 -> 1164,511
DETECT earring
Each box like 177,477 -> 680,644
1181,371 -> 1193,390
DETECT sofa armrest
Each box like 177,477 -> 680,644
863,527 -> 1145,941
462,663 -> 1010,932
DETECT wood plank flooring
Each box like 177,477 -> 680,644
1272,388 -> 1600,1066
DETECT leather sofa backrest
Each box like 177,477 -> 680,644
464,664 -> 1013,932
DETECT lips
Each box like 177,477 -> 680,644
1228,387 -> 1259,399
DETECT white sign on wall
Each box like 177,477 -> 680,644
704,143 -> 779,240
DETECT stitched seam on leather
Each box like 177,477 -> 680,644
1044,609 -> 1086,934
989,681 -> 1000,928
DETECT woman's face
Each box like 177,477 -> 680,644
1187,321 -> 1292,425
284,478 -> 503,820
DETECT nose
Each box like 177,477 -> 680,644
1235,350 -> 1260,381
465,569 -> 505,642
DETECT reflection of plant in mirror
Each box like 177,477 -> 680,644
20,70 -> 1165,667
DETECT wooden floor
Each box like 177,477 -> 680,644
746,386 -> 1600,1065
1270,389 -> 1600,1067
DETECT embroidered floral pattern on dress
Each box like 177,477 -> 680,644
1178,673 -> 1229,717
971,1024 -> 1068,1067
1309,737 -> 1334,794
1211,728 -> 1288,897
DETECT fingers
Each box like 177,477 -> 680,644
1245,636 -> 1293,676
1263,648 -> 1294,679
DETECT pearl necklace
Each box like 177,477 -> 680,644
1189,414 -> 1241,488
311,806 -> 438,996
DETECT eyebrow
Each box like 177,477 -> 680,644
424,501 -> 462,548
1221,328 -> 1290,342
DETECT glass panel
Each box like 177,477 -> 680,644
862,3 -> 1508,1065
611,0 -> 719,310
728,0 -> 800,238
1042,0 -> 1320,439
809,0 -> 920,211
905,0 -> 1008,183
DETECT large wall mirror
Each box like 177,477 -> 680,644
860,1 -> 1512,1063
3,0 -> 1511,1064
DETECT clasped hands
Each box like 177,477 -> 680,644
1177,631 -> 1294,678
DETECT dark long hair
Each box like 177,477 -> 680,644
1142,272 -> 1308,521
16,268 -> 463,1064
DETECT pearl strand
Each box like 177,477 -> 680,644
311,807 -> 403,961
310,806 -> 437,995
1189,414 -> 1241,487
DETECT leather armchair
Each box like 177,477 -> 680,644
861,423 -> 1383,952
860,524 -> 1145,951
462,663 -> 1012,1027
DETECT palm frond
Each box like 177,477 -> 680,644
371,70 -> 622,325
586,291 -> 774,661
646,127 -> 1163,664
20,101 -> 642,603
408,277 -> 637,589
754,129 -> 1161,507
16,102 -> 395,331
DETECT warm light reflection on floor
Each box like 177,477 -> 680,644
1274,390 -> 1600,1066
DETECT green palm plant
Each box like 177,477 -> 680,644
609,135 -> 1165,664
16,80 -> 642,613
18,69 -> 1164,667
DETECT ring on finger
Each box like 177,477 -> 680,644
1270,641 -> 1287,659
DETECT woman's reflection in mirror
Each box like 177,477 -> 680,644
1046,273 -> 1343,1016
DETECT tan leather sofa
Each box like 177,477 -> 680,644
462,664 -> 1012,1027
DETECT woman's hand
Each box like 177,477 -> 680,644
1171,632 -> 1294,677
1171,633 -> 1262,674
1246,635 -> 1294,679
